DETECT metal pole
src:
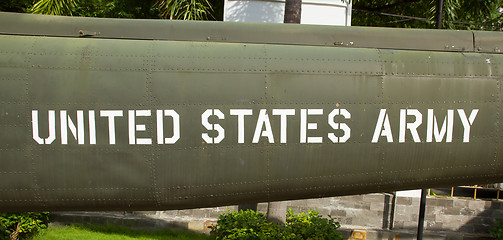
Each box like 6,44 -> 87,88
417,189 -> 427,240
389,192 -> 397,230
436,0 -> 444,29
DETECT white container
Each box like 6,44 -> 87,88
224,0 -> 352,26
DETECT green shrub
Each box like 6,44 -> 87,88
210,210 -> 281,239
0,212 -> 49,240
491,219 -> 503,240
284,209 -> 342,240
210,208 -> 342,240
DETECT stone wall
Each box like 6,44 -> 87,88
51,193 -> 503,239
155,193 -> 503,235
288,194 -> 394,230
286,194 -> 503,235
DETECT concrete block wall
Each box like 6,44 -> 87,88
288,194 -> 503,235
288,194 -> 394,229
393,195 -> 421,230
152,193 -> 503,235
51,193 -> 503,237
423,197 -> 503,233
156,205 -> 238,220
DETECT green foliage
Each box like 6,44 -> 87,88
0,0 -> 32,13
76,0 -> 159,19
157,0 -> 213,20
491,219 -> 503,240
27,0 -> 213,20
1,0 -> 501,28
0,212 -> 49,240
31,0 -> 78,16
210,209 -> 342,240
352,0 -> 503,31
30,0 -> 160,19
283,209 -> 343,240
210,210 -> 281,239
352,0 -> 435,29
455,0 -> 503,30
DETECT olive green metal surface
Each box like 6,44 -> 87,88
0,12 -> 502,211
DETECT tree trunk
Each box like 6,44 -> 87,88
435,0 -> 444,29
284,0 -> 301,23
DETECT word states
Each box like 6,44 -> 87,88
201,109 -> 351,144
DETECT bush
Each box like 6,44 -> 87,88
491,219 -> 503,240
284,209 -> 342,240
0,212 -> 49,240
210,210 -> 281,239
210,209 -> 342,240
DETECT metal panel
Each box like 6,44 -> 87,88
1,14 -> 503,211
475,31 -> 503,54
0,12 -> 479,52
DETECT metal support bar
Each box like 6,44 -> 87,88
417,189 -> 427,240
389,192 -> 397,230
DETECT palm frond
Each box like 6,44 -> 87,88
31,0 -> 77,15
156,0 -> 212,20
428,0 -> 460,28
